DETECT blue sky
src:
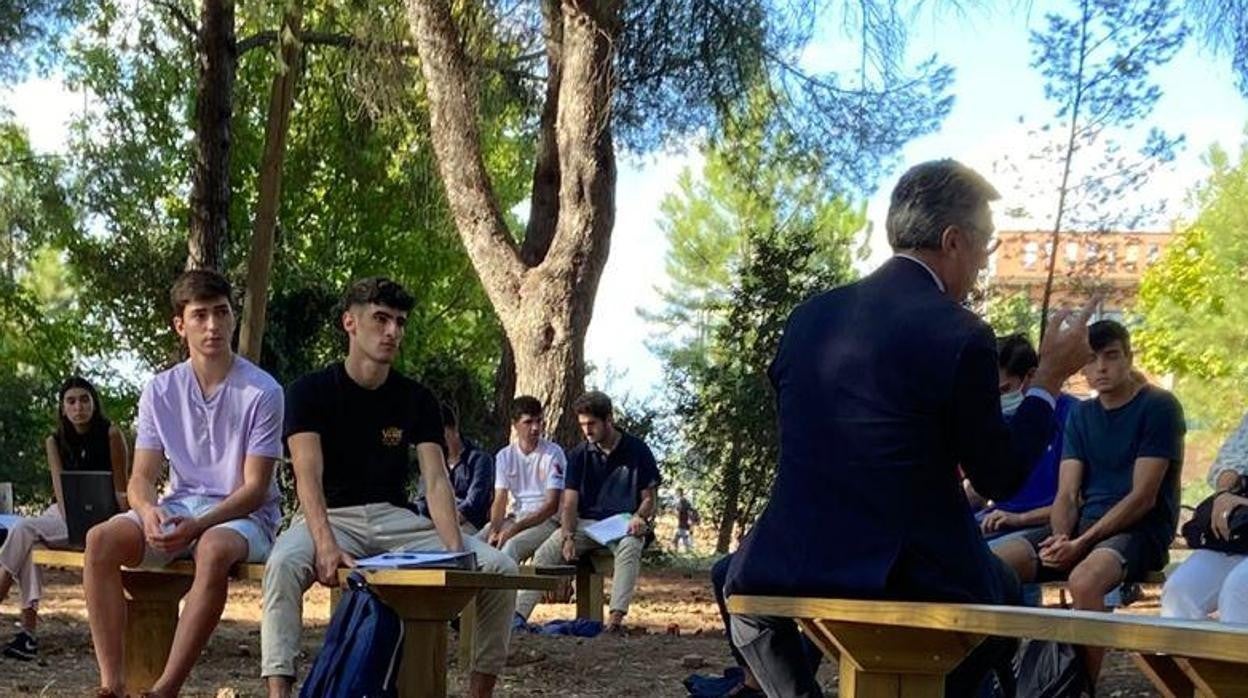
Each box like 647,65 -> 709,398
585,2 -> 1248,402
6,2 -> 1247,402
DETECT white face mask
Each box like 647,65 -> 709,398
1000,389 -> 1025,416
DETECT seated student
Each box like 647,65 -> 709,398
1162,411 -> 1248,624
85,270 -> 284,698
478,396 -> 565,563
261,277 -> 516,698
518,391 -> 660,632
995,319 -> 1185,684
412,402 -> 494,534
973,334 -> 1078,542
0,376 -> 128,660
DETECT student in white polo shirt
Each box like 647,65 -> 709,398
479,396 -> 566,564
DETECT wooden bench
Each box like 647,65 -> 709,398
727,595 -> 1248,697
33,549 -> 557,698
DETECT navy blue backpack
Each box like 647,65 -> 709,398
300,572 -> 405,698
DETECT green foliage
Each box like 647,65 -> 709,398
653,99 -> 864,549
1136,143 -> 1248,432
985,291 -> 1041,345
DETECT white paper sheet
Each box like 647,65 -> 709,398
584,513 -> 633,546
355,550 -> 477,570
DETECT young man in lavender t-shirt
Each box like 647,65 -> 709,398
84,270 -> 284,698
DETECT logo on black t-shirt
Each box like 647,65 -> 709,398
381,426 -> 404,447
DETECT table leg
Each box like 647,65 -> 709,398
1132,653 -> 1195,698
807,620 -> 981,698
576,566 -> 603,622
121,571 -> 192,692
374,587 -> 478,698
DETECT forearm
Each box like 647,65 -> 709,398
635,492 -> 656,520
297,479 -> 338,548
194,482 -> 269,530
488,494 -> 508,531
1216,469 -> 1242,492
127,477 -> 161,516
560,498 -> 578,534
425,477 -> 465,551
1014,506 -> 1051,527
512,500 -> 557,532
1049,495 -> 1079,537
1076,494 -> 1152,545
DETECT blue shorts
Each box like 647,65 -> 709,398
117,494 -> 273,566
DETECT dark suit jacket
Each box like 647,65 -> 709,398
725,257 -> 1056,604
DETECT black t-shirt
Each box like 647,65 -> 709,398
565,431 -> 662,520
284,363 -> 445,509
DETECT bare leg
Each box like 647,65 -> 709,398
1067,550 -> 1123,684
149,528 -> 248,697
20,605 -> 36,633
84,518 -> 145,695
0,568 -> 12,604
266,675 -> 294,698
991,538 -> 1038,584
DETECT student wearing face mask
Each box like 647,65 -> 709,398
971,334 -> 1078,541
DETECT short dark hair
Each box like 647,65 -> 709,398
1089,319 -> 1131,354
440,401 -> 458,429
341,277 -> 415,313
170,269 -> 232,318
572,391 -> 613,421
997,334 -> 1038,379
886,159 -> 1000,251
510,395 -> 543,422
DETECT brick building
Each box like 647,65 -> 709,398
989,229 -> 1175,321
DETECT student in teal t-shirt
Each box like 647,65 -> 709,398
995,319 -> 1185,687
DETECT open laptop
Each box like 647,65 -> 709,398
61,471 -> 119,549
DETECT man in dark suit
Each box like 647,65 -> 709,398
724,159 -> 1095,697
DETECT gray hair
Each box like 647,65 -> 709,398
886,159 -> 1000,251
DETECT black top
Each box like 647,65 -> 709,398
285,362 -> 445,509
726,257 -> 1058,604
565,431 -> 661,521
55,420 -> 114,473
412,438 -> 495,529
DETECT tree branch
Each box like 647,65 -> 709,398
152,0 -> 198,38
405,0 -> 525,315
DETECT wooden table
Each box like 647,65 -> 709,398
727,595 -> 1248,697
340,567 -> 556,697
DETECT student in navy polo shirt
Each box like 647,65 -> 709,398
517,391 -> 661,632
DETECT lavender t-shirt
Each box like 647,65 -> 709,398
134,356 -> 284,537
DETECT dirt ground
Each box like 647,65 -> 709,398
0,562 -> 1160,697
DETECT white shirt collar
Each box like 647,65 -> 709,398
894,253 -> 946,292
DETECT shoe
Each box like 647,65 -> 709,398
2,630 -> 36,661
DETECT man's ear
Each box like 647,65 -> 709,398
939,225 -> 960,253
341,309 -> 355,335
172,314 -> 185,338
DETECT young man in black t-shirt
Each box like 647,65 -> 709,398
518,391 -> 661,631
260,278 -> 517,698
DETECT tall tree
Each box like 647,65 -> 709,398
654,98 -> 865,551
1022,0 -> 1187,337
404,0 -> 953,441
1136,143 -> 1248,432
186,0 -> 238,271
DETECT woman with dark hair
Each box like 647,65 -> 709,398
0,376 -> 128,660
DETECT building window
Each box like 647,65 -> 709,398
1148,244 -> 1160,264
1065,241 -> 1079,263
1086,242 -> 1100,262
1023,242 -> 1039,269
1126,245 -> 1139,264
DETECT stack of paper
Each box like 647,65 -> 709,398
355,550 -> 478,570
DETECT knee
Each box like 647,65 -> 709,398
195,539 -> 240,579
84,523 -> 124,565
478,546 -> 518,575
1067,564 -> 1113,608
616,537 -> 643,560
1161,580 -> 1201,618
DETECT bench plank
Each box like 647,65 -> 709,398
727,596 -> 1248,664
33,548 -> 267,581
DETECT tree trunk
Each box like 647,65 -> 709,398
406,0 -> 619,444
239,10 -> 302,362
186,0 -> 236,272
716,447 -> 741,554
